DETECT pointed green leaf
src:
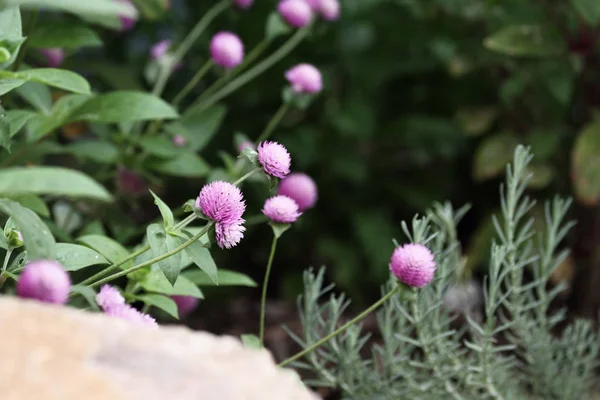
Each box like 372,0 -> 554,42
6,110 -> 36,138
472,133 -> 519,182
15,82 -> 52,113
56,243 -> 109,271
265,12 -> 291,40
484,25 -> 566,57
572,0 -> 600,27
28,21 -> 103,49
269,222 -> 291,239
147,151 -> 210,178
140,265 -> 203,298
0,78 -> 25,96
146,224 -> 183,285
4,193 -> 50,217
4,0 -> 137,19
136,293 -> 178,319
149,190 -> 174,228
77,234 -> 132,269
183,268 -> 257,287
165,105 -> 227,151
69,285 -> 100,310
572,120 -> 600,205
0,69 -> 91,94
241,334 -> 261,349
181,230 -> 217,284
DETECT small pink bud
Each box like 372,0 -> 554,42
234,0 -> 253,9
119,0 -> 136,31
389,243 -> 436,288
317,0 -> 340,21
277,172 -> 318,211
39,48 -> 64,68
210,32 -> 244,69
17,260 -> 71,305
151,40 -> 171,60
262,195 -> 302,223
285,63 -> 323,94
278,0 -> 313,28
171,295 -> 199,317
173,134 -> 187,147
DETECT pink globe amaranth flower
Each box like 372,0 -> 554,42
173,134 -> 187,147
257,141 -> 291,178
238,141 -> 255,154
210,32 -> 244,69
105,303 -> 158,327
117,167 -> 147,196
39,48 -> 64,68
16,260 -> 71,305
215,220 -> 246,249
234,0 -> 253,9
195,181 -> 246,225
151,39 -> 171,60
285,63 -> 323,94
262,195 -> 302,223
389,243 -> 436,288
277,172 -> 318,211
278,0 -> 313,28
171,295 -> 199,317
96,285 -> 125,310
317,0 -> 340,20
119,0 -> 136,31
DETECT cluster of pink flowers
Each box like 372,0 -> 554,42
96,285 -> 157,326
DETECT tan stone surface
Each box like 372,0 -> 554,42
0,297 -> 318,400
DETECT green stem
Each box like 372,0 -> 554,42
78,245 -> 151,287
278,285 -> 401,368
257,103 -> 289,143
173,213 -> 197,231
0,248 -> 13,289
89,222 -> 214,288
172,59 -> 214,106
198,27 -> 309,110
259,236 -> 278,346
232,167 -> 262,186
13,8 -> 39,71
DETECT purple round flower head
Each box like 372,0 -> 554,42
215,220 -> 246,249
171,295 -> 199,317
262,195 -> 302,223
196,181 -> 246,225
151,39 -> 171,60
238,141 -> 255,154
305,0 -> 319,9
117,167 -> 147,196
119,0 -> 136,31
234,0 -> 253,9
40,48 -> 64,68
277,173 -> 318,211
278,0 -> 313,28
285,63 -> 322,94
173,134 -> 187,147
16,260 -> 71,305
389,243 -> 436,288
210,32 -> 244,69
105,304 -> 158,327
317,0 -> 340,20
257,141 -> 291,178
96,285 -> 125,310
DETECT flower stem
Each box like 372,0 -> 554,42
0,248 -> 13,289
89,222 -> 214,288
278,285 -> 401,368
259,236 -> 278,346
173,213 -> 197,231
172,59 -> 214,106
198,27 -> 309,110
257,103 -> 289,143
232,167 -> 262,186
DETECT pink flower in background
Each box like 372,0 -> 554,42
96,285 -> 125,310
16,260 -> 71,305
151,40 -> 172,60
277,173 -> 318,211
234,0 -> 254,9
278,0 -> 313,28
96,284 -> 157,327
39,48 -> 64,68
171,295 -> 199,317
210,32 -> 244,69
215,220 -> 246,249
196,181 -> 246,225
262,195 -> 302,223
117,167 -> 148,196
257,141 -> 291,179
317,0 -> 340,20
389,243 -> 436,288
119,0 -> 136,31
173,134 -> 187,147
285,63 -> 322,94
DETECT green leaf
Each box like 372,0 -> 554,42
166,105 -> 226,151
0,167 -> 112,201
147,151 -> 210,178
6,110 -> 36,138
4,193 -> 50,217
0,69 -> 91,94
472,133 -> 519,182
28,21 -> 103,49
572,120 -> 600,205
0,78 -> 25,96
67,140 -> 118,163
455,107 -> 497,137
77,234 -> 132,269
140,265 -> 204,298
527,164 -> 555,189
0,198 -> 55,260
69,285 -> 100,310
183,268 -> 257,287
150,190 -> 174,228
132,0 -> 168,19
136,293 -> 178,319
16,82 -> 52,113
0,108 -> 10,153
484,25 -> 566,57
68,91 -> 178,123
26,93 -> 91,141
269,222 -> 291,239
138,136 -> 180,158
146,224 -> 183,285
182,232 -> 218,284
265,12 -> 291,40
572,0 -> 600,27
241,334 -> 261,349
0,6 -> 22,40
4,0 -> 138,19
56,243 -> 109,271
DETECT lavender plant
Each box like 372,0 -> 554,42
284,145 -> 600,399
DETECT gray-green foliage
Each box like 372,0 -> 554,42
288,145 -> 599,399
